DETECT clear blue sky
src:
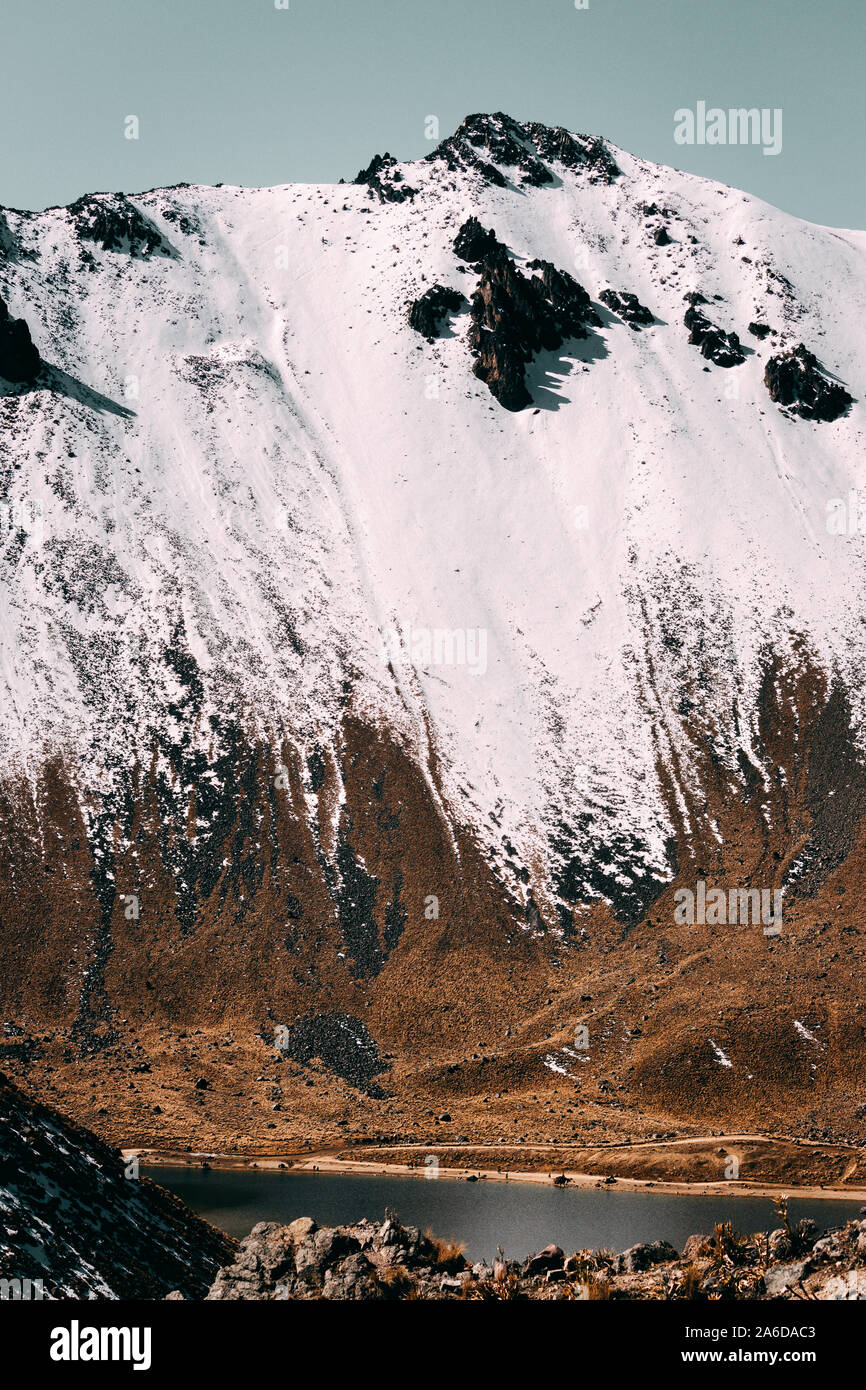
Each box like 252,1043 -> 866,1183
3,0 -> 863,226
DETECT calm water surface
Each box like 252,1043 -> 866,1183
151,1166 -> 864,1264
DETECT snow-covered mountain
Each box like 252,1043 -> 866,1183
1,114 -> 865,1139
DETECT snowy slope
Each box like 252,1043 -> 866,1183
0,113 -> 864,918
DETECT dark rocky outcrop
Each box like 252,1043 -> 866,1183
68,192 -> 172,258
160,204 -> 204,239
441,112 -> 548,185
0,1073 -> 235,1299
204,1209 -> 866,1300
599,288 -> 654,330
764,342 -> 853,421
408,284 -> 466,340
0,295 -> 40,383
524,121 -> 620,183
453,216 -> 505,267
684,306 -> 745,367
525,258 -> 601,337
468,256 -> 599,410
451,219 -> 600,410
274,1012 -> 390,1097
653,225 -> 671,246
354,153 -> 417,204
431,120 -> 509,188
748,321 -> 771,339
430,112 -> 619,189
0,211 -> 16,260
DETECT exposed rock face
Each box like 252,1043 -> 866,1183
465,265 -> 533,411
453,219 -> 600,410
653,225 -> 671,247
0,211 -> 15,259
524,121 -> 620,183
408,284 -> 465,339
684,305 -> 746,367
204,1210 -> 866,1300
354,153 -> 417,204
68,193 -> 172,257
430,111 -> 620,188
468,257 -> 593,410
748,321 -> 772,339
525,257 -> 601,339
0,295 -> 40,383
764,342 -> 853,421
0,1073 -> 235,1298
599,288 -> 654,329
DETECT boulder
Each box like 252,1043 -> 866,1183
202,1212 -> 866,1300
599,287 -> 654,329
408,285 -> 465,340
763,1261 -> 808,1296
314,1229 -> 360,1266
812,1231 -> 845,1260
524,1244 -> 564,1276
764,342 -> 853,421
615,1240 -> 679,1274
322,1251 -> 381,1300
684,306 -> 745,367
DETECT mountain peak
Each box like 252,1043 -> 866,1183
352,112 -> 620,199
426,111 -> 620,188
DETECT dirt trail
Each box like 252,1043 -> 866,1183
131,1132 -> 866,1201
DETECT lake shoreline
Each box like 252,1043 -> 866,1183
130,1146 -> 866,1203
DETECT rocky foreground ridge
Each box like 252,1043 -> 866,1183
0,1073 -> 235,1299
202,1207 -> 866,1301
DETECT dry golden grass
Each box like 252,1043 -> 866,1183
380,1265 -> 418,1298
424,1229 -> 467,1270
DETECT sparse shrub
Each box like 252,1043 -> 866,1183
424,1229 -> 466,1272
488,1270 -> 522,1300
773,1196 -> 815,1257
712,1220 -> 750,1267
